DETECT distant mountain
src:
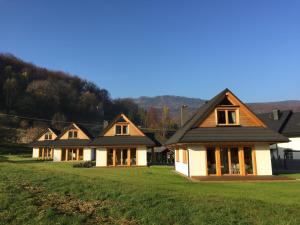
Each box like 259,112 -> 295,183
131,95 -> 300,120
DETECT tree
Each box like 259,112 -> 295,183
160,106 -> 171,137
146,107 -> 159,128
51,113 -> 66,130
3,77 -> 18,113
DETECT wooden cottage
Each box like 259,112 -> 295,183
166,89 -> 289,177
31,128 -> 59,159
51,123 -> 95,162
90,114 -> 155,167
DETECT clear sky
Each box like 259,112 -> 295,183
0,0 -> 299,102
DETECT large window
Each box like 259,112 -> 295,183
115,124 -> 129,135
216,108 -> 239,125
175,149 -> 179,162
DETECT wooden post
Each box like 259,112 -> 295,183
76,148 -> 79,161
66,149 -> 68,161
215,146 -> 221,176
42,148 -> 45,159
127,149 -> 131,166
239,146 -> 245,176
136,149 -> 138,166
113,149 -> 116,166
50,148 -> 53,159
121,149 -> 123,165
228,149 -> 232,174
252,147 -> 257,175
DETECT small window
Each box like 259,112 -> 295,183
74,131 -> 78,138
68,131 -> 72,138
122,125 -> 128,134
68,130 -> 78,139
116,125 -> 122,135
217,108 -> 238,125
228,111 -> 236,124
175,149 -> 179,162
49,134 -> 52,140
217,110 -> 226,124
182,149 -> 188,164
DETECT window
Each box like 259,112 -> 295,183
182,149 -> 188,164
175,149 -> 179,162
115,124 -> 129,135
45,133 -> 52,140
68,130 -> 78,139
216,108 -> 239,125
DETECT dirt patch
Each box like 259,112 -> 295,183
21,183 -> 138,225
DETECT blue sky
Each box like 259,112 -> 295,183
0,0 -> 299,102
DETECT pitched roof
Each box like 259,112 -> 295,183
34,127 -> 60,141
166,88 -> 288,145
180,127 -> 288,143
57,123 -> 93,139
257,110 -> 292,132
51,139 -> 92,147
29,140 -> 52,147
90,136 -> 155,147
90,114 -> 156,147
281,112 -> 300,137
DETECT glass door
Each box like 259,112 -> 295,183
230,147 -> 240,174
244,147 -> 253,174
220,147 -> 229,174
107,148 -> 114,166
207,147 -> 216,175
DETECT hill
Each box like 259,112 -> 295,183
131,96 -> 300,120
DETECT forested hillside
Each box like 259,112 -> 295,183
0,54 -> 146,143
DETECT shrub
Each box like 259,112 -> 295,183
73,161 -> 95,168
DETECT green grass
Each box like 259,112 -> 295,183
1,155 -> 300,225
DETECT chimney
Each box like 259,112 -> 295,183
180,105 -> 189,127
272,109 -> 280,121
103,120 -> 109,129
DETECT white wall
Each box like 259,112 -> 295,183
137,146 -> 147,166
189,145 -> 207,176
175,149 -> 189,176
96,148 -> 107,167
53,148 -> 61,162
255,144 -> 272,175
83,148 -> 95,161
32,148 -> 39,158
277,137 -> 300,159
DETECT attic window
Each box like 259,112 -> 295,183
115,124 -> 129,135
45,134 -> 52,140
216,108 -> 239,126
68,130 -> 78,139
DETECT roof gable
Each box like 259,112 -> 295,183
59,123 -> 91,140
37,128 -> 58,141
165,88 -> 269,145
102,114 -> 145,137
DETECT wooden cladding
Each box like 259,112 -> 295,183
206,145 -> 257,176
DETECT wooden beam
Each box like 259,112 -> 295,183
228,148 -> 232,175
113,149 -> 116,166
66,148 -> 68,161
215,146 -> 221,176
76,148 -> 79,161
42,148 -> 45,159
252,147 -> 257,175
136,148 -> 138,166
239,146 -> 245,176
127,148 -> 131,166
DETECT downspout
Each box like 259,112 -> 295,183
187,148 -> 190,177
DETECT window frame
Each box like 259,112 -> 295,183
115,124 -> 129,135
175,149 -> 179,162
215,107 -> 239,126
182,149 -> 188,164
68,130 -> 78,139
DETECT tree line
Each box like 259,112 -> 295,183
0,54 -> 177,136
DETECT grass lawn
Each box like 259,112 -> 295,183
1,155 -> 300,225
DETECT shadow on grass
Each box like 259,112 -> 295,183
0,155 -> 50,164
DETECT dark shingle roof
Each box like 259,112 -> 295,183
51,139 -> 91,147
257,110 -> 292,132
90,136 -> 155,147
29,140 -> 52,147
180,127 -> 289,143
166,88 -> 289,145
281,112 -> 300,137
